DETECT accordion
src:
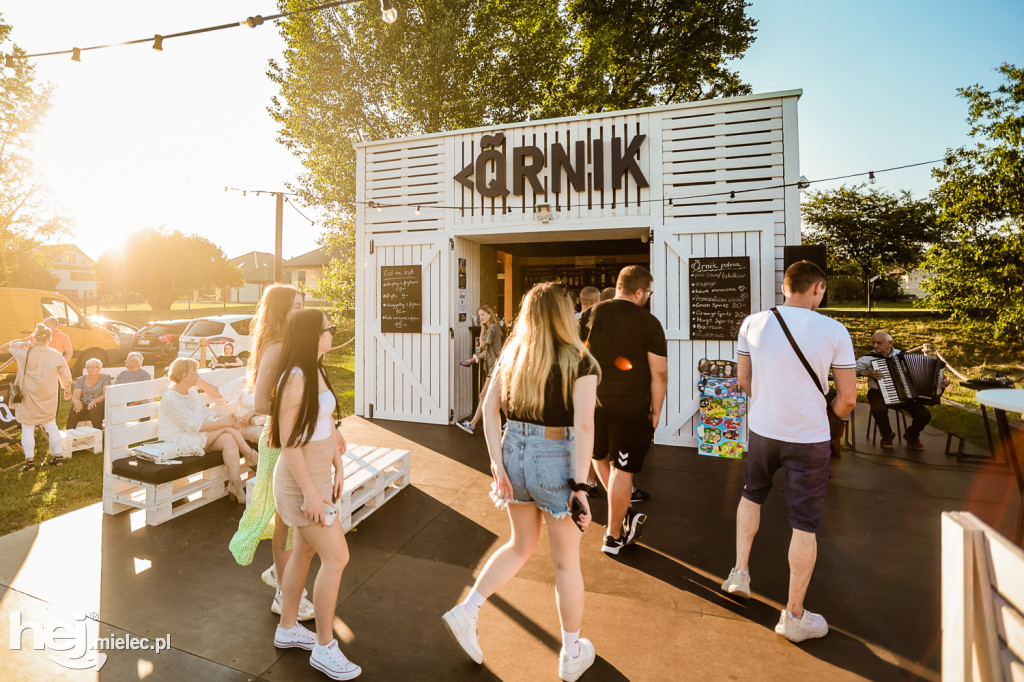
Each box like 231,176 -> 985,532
870,353 -> 946,406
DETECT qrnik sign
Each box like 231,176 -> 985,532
454,132 -> 650,198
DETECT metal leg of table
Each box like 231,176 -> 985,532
994,409 -> 1024,546
981,403 -> 997,458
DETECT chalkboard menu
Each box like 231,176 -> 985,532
689,256 -> 751,340
381,265 -> 423,333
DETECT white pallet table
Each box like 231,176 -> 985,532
59,426 -> 103,457
243,443 -> 411,534
102,367 -> 250,526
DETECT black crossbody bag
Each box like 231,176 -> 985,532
770,307 -> 846,455
9,346 -> 31,405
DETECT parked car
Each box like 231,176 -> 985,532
88,316 -> 139,352
177,314 -> 255,364
0,287 -> 123,374
130,319 -> 192,367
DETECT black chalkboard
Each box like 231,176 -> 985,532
689,256 -> 751,340
381,265 -> 423,333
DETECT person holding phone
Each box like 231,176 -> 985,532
269,309 -> 360,680
442,283 -> 600,682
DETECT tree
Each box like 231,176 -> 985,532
96,229 -> 244,311
269,0 -> 757,313
0,16 -> 71,287
924,63 -> 1024,342
305,216 -> 355,319
801,184 -> 939,308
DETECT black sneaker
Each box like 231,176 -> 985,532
630,486 -> 650,503
601,535 -> 624,556
621,508 -> 647,546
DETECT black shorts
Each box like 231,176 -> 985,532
741,431 -> 831,533
593,396 -> 654,474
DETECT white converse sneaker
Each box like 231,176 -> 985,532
272,588 -> 315,621
274,622 -> 317,650
721,568 -> 751,599
441,604 -> 484,664
310,640 -> 361,680
456,420 -> 475,434
775,608 -> 828,643
558,637 -> 595,682
262,564 -> 278,589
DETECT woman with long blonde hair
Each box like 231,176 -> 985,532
456,304 -> 502,434
443,283 -> 600,682
229,284 -> 315,621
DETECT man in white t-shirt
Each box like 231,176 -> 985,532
720,260 -> 857,643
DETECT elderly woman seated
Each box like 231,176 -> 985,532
67,357 -> 113,429
158,358 -> 256,504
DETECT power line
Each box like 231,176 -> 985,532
361,157 -> 948,213
2,0 -> 369,65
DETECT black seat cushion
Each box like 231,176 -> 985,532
110,450 -> 225,485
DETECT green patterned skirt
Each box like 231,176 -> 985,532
229,422 -> 293,566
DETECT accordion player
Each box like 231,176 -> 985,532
855,332 -> 948,451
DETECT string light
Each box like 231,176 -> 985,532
355,157 -> 946,212
415,206 -> 421,215
6,0 -> 383,66
381,0 -> 399,23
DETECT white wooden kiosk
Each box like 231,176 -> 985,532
355,90 -> 802,447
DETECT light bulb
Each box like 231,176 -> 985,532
415,206 -> 421,215
153,35 -> 164,51
868,171 -> 876,185
381,0 -> 398,23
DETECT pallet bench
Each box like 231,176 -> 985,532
244,443 -> 411,533
60,426 -> 103,457
102,367 -> 252,526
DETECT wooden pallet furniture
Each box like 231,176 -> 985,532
60,426 -> 103,457
942,511 -> 1024,681
102,367 -> 251,526
244,443 -> 411,533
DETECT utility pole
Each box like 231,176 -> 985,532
275,192 -> 284,282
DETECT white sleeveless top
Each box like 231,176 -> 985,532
290,367 -> 337,441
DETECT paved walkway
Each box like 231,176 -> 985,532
1,404 -> 1020,680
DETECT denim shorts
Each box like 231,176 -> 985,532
502,420 -> 575,518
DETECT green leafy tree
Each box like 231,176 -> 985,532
306,216 -> 355,318
0,16 -> 71,288
925,63 -> 1024,341
801,184 -> 939,308
269,0 -> 757,314
97,229 -> 244,311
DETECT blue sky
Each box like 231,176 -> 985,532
3,1 -> 1023,259
738,0 -> 1024,198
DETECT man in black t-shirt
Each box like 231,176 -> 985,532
581,265 -> 668,556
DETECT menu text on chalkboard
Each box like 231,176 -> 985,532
689,257 -> 751,340
381,265 -> 423,333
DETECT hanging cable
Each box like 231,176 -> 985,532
4,0 -> 373,64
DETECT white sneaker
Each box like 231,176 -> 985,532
775,608 -> 828,643
559,637 -> 596,682
456,420 -> 475,434
274,622 -> 317,650
441,604 -> 483,664
262,564 -> 278,589
272,588 -> 315,621
721,568 -> 751,599
310,639 -> 361,680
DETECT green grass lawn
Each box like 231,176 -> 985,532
0,340 -> 357,538
822,300 -> 934,312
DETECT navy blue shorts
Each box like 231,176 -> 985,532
741,431 -> 831,533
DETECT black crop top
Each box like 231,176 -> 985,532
505,354 -> 600,427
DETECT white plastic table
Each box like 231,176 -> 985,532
976,389 -> 1024,545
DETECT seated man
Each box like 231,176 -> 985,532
855,331 -> 931,450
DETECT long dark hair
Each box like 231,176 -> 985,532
268,309 -> 337,448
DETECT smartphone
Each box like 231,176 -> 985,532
300,502 -> 339,526
570,496 -> 586,532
